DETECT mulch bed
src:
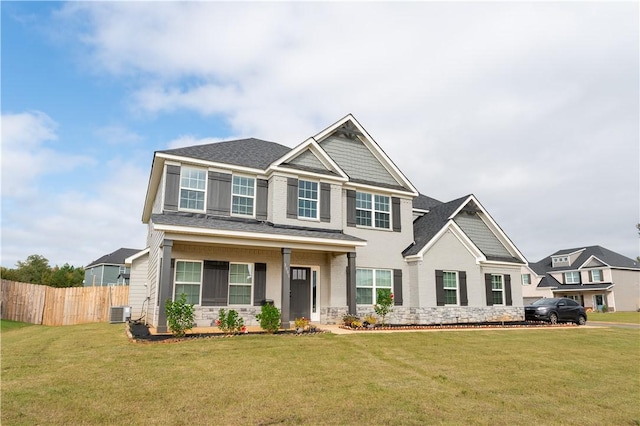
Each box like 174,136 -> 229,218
126,322 -> 327,343
340,321 -> 578,331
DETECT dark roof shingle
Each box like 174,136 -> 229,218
86,248 -> 142,268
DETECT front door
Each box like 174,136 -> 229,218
290,267 -> 311,321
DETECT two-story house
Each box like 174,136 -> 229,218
128,114 -> 527,332
522,245 -> 640,311
84,248 -> 141,286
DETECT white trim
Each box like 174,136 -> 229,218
269,138 -> 349,180
228,262 -> 254,306
297,179 -> 320,221
578,255 -> 611,270
354,191 -> 392,230
355,267 -> 394,305
156,153 -> 265,175
125,248 -> 150,266
442,270 -> 460,306
311,114 -> 419,196
230,174 -> 257,218
173,259 -> 204,306
269,165 -> 348,182
154,223 -> 367,249
490,274 -> 505,306
178,166 -> 207,213
551,284 -> 615,293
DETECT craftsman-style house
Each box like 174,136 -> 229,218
522,245 -> 640,311
128,114 -> 527,331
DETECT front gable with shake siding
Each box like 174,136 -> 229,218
129,114 -> 529,331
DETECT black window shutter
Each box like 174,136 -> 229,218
256,179 -> 268,220
459,271 -> 468,306
435,270 -> 445,306
253,263 -> 267,306
320,183 -> 331,222
201,261 -> 229,306
485,274 -> 493,306
207,172 -> 232,216
504,275 -> 512,306
562,273 -> 566,284
393,269 -> 403,306
346,190 -> 356,227
392,197 -> 401,232
164,165 -> 180,211
287,178 -> 298,219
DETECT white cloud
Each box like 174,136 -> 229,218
95,125 -> 144,145
1,111 -> 148,268
42,1 -> 640,262
1,111 -> 94,198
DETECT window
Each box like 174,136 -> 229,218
229,263 -> 252,305
443,271 -> 458,305
174,261 -> 202,305
356,268 -> 392,304
522,274 -> 531,285
232,176 -> 255,216
591,269 -> 602,282
552,256 -> 569,265
356,192 -> 390,229
179,167 -> 206,211
564,271 -> 580,284
298,180 -> 318,219
491,274 -> 504,305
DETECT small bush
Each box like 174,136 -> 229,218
256,303 -> 281,333
165,293 -> 195,337
216,309 -> 244,334
374,289 -> 393,325
342,314 -> 359,327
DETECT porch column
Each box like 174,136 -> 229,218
346,252 -> 357,315
281,248 -> 291,330
156,239 -> 173,333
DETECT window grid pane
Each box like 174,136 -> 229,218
232,176 -> 255,216
298,180 -> 318,218
229,285 -> 251,305
230,264 -> 252,284
592,270 -> 601,282
356,288 -> 373,305
356,268 -> 393,304
356,269 -> 373,287
376,270 -> 392,288
444,289 -> 457,305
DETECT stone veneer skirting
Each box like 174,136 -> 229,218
323,306 -> 524,325
193,306 -> 524,327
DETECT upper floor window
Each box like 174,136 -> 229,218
298,180 -> 318,219
232,176 -> 255,216
174,260 -> 202,305
229,263 -> 252,305
522,274 -> 531,285
552,256 -> 569,266
491,274 -> 504,305
590,269 -> 602,282
443,271 -> 459,305
179,167 -> 206,211
564,271 -> 580,284
356,268 -> 392,304
356,192 -> 390,229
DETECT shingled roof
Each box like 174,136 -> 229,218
530,245 -> 640,275
86,248 -> 142,268
158,138 -> 292,170
412,193 -> 443,211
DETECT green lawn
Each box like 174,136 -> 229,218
588,311 -> 640,324
2,323 -> 639,425
0,320 -> 34,333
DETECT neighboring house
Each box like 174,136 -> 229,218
522,246 -> 640,311
128,114 -> 527,332
84,248 -> 141,286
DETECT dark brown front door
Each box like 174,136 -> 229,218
290,267 -> 311,321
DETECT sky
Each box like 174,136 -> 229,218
1,1 -> 638,269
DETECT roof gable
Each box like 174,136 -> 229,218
533,245 -> 640,273
313,114 -> 418,195
404,195 -> 526,264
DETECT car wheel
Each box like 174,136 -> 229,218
577,315 -> 586,326
549,313 -> 558,324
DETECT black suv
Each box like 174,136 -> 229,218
525,298 -> 587,325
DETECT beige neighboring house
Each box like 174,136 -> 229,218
127,114 -> 528,332
521,246 -> 640,312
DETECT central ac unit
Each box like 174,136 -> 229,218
110,306 -> 131,323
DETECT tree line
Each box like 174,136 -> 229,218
0,254 -> 84,288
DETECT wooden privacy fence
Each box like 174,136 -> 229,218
1,280 -> 130,326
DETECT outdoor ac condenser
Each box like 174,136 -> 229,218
109,306 -> 131,323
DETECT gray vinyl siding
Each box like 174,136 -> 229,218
319,136 -> 400,187
453,213 -> 513,259
146,226 -> 165,327
289,150 -> 327,170
129,253 -> 149,320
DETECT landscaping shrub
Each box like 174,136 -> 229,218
164,293 -> 195,337
255,303 -> 281,333
216,308 -> 244,334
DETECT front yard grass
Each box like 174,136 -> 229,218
588,311 -> 640,324
2,323 -> 639,425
